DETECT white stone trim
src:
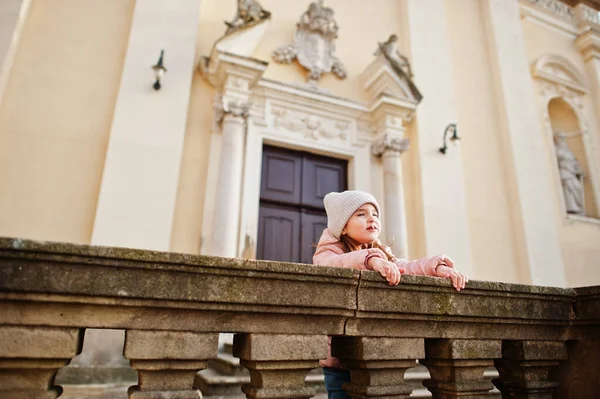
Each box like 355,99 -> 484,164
532,54 -> 589,94
518,0 -> 578,38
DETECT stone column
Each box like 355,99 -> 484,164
493,340 -> 567,398
232,333 -> 328,399
480,0 -> 565,286
210,100 -> 250,258
420,339 -> 501,398
0,326 -> 82,399
124,330 -> 218,399
333,337 -> 425,399
372,134 -> 410,259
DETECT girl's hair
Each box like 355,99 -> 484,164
339,234 -> 396,261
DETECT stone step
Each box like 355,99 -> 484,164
208,352 -> 246,376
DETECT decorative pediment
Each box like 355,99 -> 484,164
532,54 -> 589,94
362,53 -> 422,107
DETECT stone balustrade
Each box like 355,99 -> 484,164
0,237 -> 598,398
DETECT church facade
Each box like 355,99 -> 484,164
1,0 -> 600,290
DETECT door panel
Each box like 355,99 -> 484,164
257,146 -> 347,264
300,211 -> 328,264
302,156 -> 346,209
257,204 -> 300,263
260,146 -> 302,205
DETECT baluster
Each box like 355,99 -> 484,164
333,337 -> 425,399
493,340 -> 567,398
124,330 -> 218,399
420,339 -> 501,398
233,333 -> 328,399
0,326 -> 82,399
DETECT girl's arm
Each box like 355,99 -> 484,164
396,255 -> 468,291
313,246 -> 388,270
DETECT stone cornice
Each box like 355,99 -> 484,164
200,51 -> 268,91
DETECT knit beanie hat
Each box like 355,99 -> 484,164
324,190 -> 381,239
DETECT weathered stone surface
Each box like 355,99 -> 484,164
0,326 -> 81,358
555,340 -> 600,398
233,334 -> 326,399
424,339 -> 501,360
125,331 -> 218,360
332,337 -> 424,360
421,340 -> 501,398
124,330 -> 217,399
493,341 -> 568,398
234,334 -> 328,361
334,338 -> 424,399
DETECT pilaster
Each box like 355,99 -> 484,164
403,0 -> 473,275
482,0 -> 566,286
91,0 -> 203,251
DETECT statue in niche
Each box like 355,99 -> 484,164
225,0 -> 271,33
272,0 -> 346,84
554,132 -> 585,215
375,34 -> 422,102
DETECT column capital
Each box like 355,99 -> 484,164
217,98 -> 251,122
371,133 -> 410,157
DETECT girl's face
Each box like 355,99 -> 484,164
341,203 -> 381,245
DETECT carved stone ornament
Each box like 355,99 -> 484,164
371,134 -> 410,157
272,0 -> 347,84
272,107 -> 349,140
216,99 -> 251,124
225,0 -> 271,34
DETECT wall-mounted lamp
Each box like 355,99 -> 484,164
439,123 -> 460,154
152,49 -> 167,90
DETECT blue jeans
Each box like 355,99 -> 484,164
323,367 -> 351,399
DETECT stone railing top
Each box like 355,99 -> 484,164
1,237 -> 598,341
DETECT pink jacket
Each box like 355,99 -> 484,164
312,228 -> 439,368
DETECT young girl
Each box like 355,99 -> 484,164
313,190 -> 468,399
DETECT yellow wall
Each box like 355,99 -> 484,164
0,0 -> 135,244
445,0 -> 521,283
521,17 -> 600,287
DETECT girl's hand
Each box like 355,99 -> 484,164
425,254 -> 455,271
368,257 -> 407,286
435,265 -> 468,291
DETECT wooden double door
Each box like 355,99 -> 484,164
257,146 -> 347,264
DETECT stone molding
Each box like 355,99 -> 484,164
522,0 -> 575,21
